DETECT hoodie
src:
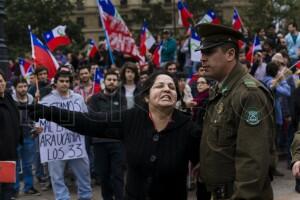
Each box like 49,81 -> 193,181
12,93 -> 34,137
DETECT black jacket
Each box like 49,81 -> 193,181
40,106 -> 200,200
28,80 -> 52,99
120,85 -> 143,109
0,92 -> 22,161
87,90 -> 127,143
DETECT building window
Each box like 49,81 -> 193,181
76,17 -> 85,27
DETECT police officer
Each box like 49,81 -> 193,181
291,133 -> 300,192
196,23 -> 276,200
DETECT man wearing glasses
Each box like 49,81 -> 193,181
196,23 -> 276,200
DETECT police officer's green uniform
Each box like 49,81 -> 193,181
196,24 -> 276,200
292,132 -> 300,163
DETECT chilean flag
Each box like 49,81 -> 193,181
43,25 -> 71,52
87,39 -> 99,58
19,58 -> 34,77
177,0 -> 193,28
198,10 -> 220,25
30,29 -> 59,79
98,0 -> 143,61
295,60 -> 300,69
140,20 -> 155,57
93,67 -> 103,94
190,28 -> 201,62
246,35 -> 262,65
232,8 -> 243,32
152,42 -> 162,68
232,8 -> 245,49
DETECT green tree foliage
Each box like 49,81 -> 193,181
186,0 -> 217,21
132,2 -> 170,34
244,0 -> 300,32
4,0 -> 84,57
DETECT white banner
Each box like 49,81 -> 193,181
38,119 -> 86,163
38,92 -> 88,163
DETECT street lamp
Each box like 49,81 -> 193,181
0,0 -> 8,78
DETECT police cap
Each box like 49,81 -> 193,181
195,23 -> 244,50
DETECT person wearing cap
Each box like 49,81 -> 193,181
196,23 -> 276,200
160,29 -> 177,66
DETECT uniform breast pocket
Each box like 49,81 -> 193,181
217,126 -> 235,147
207,123 -> 234,147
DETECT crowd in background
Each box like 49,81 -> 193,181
1,21 -> 300,199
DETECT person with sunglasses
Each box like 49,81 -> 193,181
196,23 -> 276,200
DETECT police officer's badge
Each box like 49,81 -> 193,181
244,107 -> 261,126
216,102 -> 224,114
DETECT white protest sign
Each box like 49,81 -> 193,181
38,93 -> 87,163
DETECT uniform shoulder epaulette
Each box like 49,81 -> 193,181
243,78 -> 258,88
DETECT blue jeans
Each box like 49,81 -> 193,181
85,137 -> 94,176
34,137 -> 47,180
94,142 -> 124,200
48,157 -> 92,200
14,136 -> 36,192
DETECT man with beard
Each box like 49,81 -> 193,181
88,69 -> 126,200
12,77 -> 41,198
28,67 -> 51,190
74,66 -> 94,103
74,65 -> 96,178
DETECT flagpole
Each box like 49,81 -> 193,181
287,60 -> 300,71
250,35 -> 256,66
97,0 -> 115,67
271,61 -> 300,88
172,0 -> 176,36
234,7 -> 245,32
0,0 -> 9,78
28,25 -> 40,102
92,67 -> 96,95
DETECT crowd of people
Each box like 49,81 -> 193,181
1,21 -> 300,200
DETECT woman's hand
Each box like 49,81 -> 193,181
185,100 -> 197,108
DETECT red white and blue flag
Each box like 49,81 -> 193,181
19,58 -> 34,77
295,60 -> 300,69
87,39 -> 99,58
190,28 -> 201,62
232,8 -> 245,49
152,42 -> 162,68
232,8 -> 243,32
43,25 -> 71,52
246,35 -> 262,65
140,20 -> 155,57
177,0 -> 193,28
93,67 -> 103,94
198,10 -> 220,25
97,0 -> 142,61
30,29 -> 59,79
